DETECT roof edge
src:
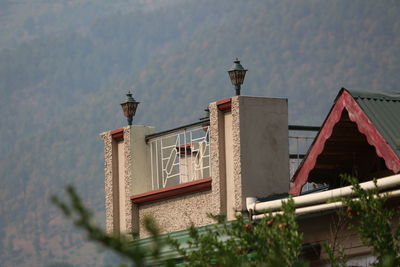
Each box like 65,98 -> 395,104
345,88 -> 400,101
289,89 -> 400,195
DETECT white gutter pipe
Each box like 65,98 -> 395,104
246,197 -> 257,213
251,174 -> 400,214
252,188 -> 400,220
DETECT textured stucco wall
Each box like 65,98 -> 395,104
100,126 -> 134,234
122,126 -> 133,233
231,97 -> 243,214
209,102 -> 226,217
100,131 -> 114,233
138,191 -> 215,237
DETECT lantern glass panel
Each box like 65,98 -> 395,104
228,69 -> 247,86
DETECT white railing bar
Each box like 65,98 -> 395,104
176,134 -> 181,184
165,149 -> 176,175
191,129 -> 195,182
145,120 -> 210,142
151,142 -> 154,190
288,136 -> 315,139
187,129 -> 192,183
162,144 -> 179,149
147,126 -> 206,143
148,125 -> 210,190
156,140 -> 160,190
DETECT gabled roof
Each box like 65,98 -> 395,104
349,89 -> 400,158
289,88 -> 400,195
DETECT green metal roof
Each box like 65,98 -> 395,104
132,221 -> 233,262
133,218 -> 321,263
346,89 -> 400,157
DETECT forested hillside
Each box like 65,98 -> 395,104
1,0 -> 399,266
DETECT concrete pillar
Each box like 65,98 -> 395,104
232,96 -> 289,214
210,96 -> 289,220
100,125 -> 154,234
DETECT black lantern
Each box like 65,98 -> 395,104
120,91 -> 139,125
228,58 -> 247,96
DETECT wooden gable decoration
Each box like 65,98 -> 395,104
290,88 -> 400,195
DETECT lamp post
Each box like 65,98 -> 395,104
228,58 -> 247,96
120,91 -> 139,125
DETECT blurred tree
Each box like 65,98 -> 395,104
52,187 -> 306,266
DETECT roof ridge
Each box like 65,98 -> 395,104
345,88 -> 400,101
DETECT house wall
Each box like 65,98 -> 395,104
216,96 -> 290,218
101,95 -> 290,235
208,96 -> 290,220
138,191 -> 215,237
117,140 -> 126,231
224,111 -> 235,219
209,101 -> 227,218
100,131 -> 115,233
234,96 -> 290,208
136,96 -> 291,232
300,213 -> 370,265
100,127 -> 132,234
100,125 -> 154,234
134,104 -> 227,237
130,126 -> 155,195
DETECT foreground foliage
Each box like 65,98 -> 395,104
53,175 -> 400,266
337,175 -> 400,266
51,186 -> 174,267
168,198 -> 305,267
52,187 -> 305,266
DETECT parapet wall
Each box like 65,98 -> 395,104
101,95 -> 289,236
138,190 -> 215,237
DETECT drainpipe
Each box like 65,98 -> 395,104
251,174 -> 400,214
252,188 -> 400,220
246,197 -> 257,220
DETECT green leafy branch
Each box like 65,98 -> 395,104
50,185 -> 170,267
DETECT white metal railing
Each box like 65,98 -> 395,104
288,125 -> 320,180
147,123 -> 210,190
289,135 -> 315,178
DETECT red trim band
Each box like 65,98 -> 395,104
216,98 -> 232,112
111,128 -> 124,141
130,177 -> 212,205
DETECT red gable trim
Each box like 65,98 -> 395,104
111,128 -> 124,141
216,98 -> 232,112
130,177 -> 212,205
289,89 -> 400,195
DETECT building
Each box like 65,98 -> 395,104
100,88 -> 400,265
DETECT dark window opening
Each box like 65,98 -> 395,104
306,110 -> 394,190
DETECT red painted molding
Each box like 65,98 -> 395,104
130,177 -> 212,205
111,128 -> 124,141
216,98 -> 232,112
289,89 -> 400,195
176,143 -> 192,148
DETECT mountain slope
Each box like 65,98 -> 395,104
1,0 -> 400,266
